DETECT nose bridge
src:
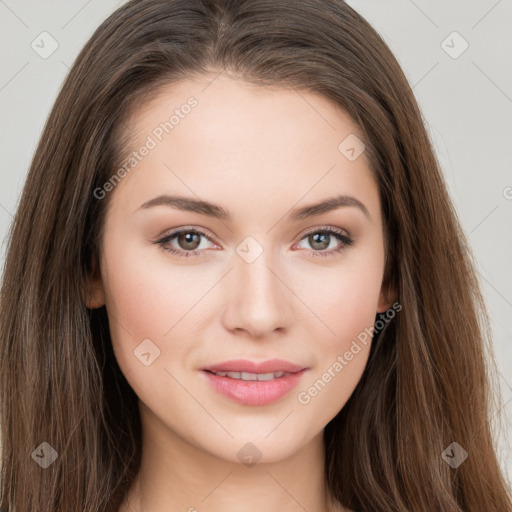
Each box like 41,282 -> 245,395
222,237 -> 293,336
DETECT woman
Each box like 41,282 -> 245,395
1,1 -> 510,511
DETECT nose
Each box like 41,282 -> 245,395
221,248 -> 294,339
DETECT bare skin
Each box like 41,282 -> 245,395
86,72 -> 393,512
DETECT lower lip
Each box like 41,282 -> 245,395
201,369 -> 307,406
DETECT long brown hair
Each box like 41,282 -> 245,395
1,1 -> 510,510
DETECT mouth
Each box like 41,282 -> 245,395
203,369 -> 297,381
200,365 -> 308,406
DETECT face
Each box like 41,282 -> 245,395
87,74 -> 393,464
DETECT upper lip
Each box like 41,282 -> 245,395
202,358 -> 307,374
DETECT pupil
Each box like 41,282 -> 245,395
179,232 -> 200,250
310,233 -> 329,250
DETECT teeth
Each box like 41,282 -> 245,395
213,371 -> 286,380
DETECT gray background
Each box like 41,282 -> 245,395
0,0 -> 511,487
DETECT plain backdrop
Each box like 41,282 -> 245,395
0,0 -> 511,488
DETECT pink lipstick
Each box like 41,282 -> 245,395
200,358 -> 308,406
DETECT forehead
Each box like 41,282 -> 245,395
109,74 -> 380,223
128,74 -> 365,151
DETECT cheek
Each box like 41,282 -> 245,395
303,274 -> 378,380
292,243 -> 384,417
100,234 -> 218,374
295,243 -> 385,346
99,235 -> 169,368
101,229 -> 207,332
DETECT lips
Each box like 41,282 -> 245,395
201,368 -> 308,406
200,358 -> 309,405
202,358 -> 306,374
200,359 -> 308,405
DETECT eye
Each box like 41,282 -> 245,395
155,228 -> 217,258
154,226 -> 353,259
294,227 -> 353,258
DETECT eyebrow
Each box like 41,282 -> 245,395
137,194 -> 370,220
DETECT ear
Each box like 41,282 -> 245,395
376,278 -> 397,313
82,253 -> 105,309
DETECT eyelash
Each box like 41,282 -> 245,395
154,226 -> 353,259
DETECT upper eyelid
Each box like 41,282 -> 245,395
158,227 -> 218,245
295,225 -> 351,239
